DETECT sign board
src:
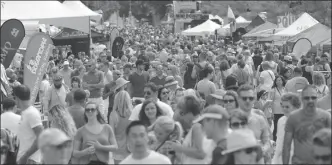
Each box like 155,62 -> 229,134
174,13 -> 209,20
277,13 -> 297,28
173,1 -> 196,14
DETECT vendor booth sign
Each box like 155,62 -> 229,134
24,33 -> 54,104
1,19 -> 25,68
277,13 -> 297,28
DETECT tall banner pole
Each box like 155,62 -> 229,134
24,33 -> 54,104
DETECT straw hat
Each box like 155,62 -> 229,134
210,89 -> 226,100
164,76 -> 178,87
114,78 -> 129,91
222,128 -> 260,155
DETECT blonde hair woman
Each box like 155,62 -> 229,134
149,116 -> 183,164
312,72 -> 329,98
168,65 -> 183,88
48,105 -> 77,139
109,91 -> 132,164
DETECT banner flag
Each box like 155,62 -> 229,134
112,37 -> 124,59
228,6 -> 236,34
1,19 -> 25,68
24,33 -> 54,104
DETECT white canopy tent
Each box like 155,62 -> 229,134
217,16 -> 251,36
181,20 -> 221,36
267,12 -> 319,41
1,1 -> 102,33
209,14 -> 224,25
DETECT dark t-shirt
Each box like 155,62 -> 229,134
285,108 -> 331,164
252,55 -> 263,71
129,72 -> 149,98
103,81 -> 116,109
150,75 -> 166,88
67,105 -> 86,129
82,70 -> 104,98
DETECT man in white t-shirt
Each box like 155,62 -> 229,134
120,121 -> 171,164
129,82 -> 173,121
259,61 -> 275,91
0,98 -> 21,135
13,85 -> 44,164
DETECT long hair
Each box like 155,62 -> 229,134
48,105 -> 77,139
112,91 -> 132,118
158,87 -> 168,101
312,72 -> 326,86
272,75 -> 286,88
84,102 -> 106,124
139,100 -> 163,126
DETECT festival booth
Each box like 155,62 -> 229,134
216,16 -> 251,36
243,22 -> 282,40
245,15 -> 266,32
51,28 -> 108,56
318,38 -> 332,53
260,12 -> 319,45
181,19 -> 221,36
286,23 -> 331,52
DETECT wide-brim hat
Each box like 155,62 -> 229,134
222,128 -> 260,155
164,76 -> 178,87
114,78 -> 129,91
210,89 -> 226,100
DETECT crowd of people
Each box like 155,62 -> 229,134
1,24 -> 331,165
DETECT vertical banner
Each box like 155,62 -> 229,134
24,33 -> 54,104
1,19 -> 26,68
110,28 -> 119,57
112,37 -> 124,59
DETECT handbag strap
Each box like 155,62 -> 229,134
155,126 -> 176,152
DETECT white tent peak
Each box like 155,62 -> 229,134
182,19 -> 221,36
274,12 -> 318,36
209,14 -> 224,25
236,16 -> 250,23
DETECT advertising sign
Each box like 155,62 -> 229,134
1,19 -> 25,68
277,13 -> 297,28
24,33 -> 54,104
173,1 -> 196,14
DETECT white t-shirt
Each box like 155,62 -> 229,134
129,100 -> 173,121
120,150 -> 171,164
259,70 -> 275,91
39,79 -> 50,98
1,111 -> 21,135
17,106 -> 42,163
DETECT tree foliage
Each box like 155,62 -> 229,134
81,1 -> 121,21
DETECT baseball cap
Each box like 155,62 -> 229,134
193,104 -> 230,124
63,61 -> 69,65
38,128 -> 71,149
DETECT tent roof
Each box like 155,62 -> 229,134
181,19 -> 221,36
317,38 -> 331,46
1,1 -> 101,33
245,15 -> 265,32
52,28 -> 104,40
245,22 -> 277,35
274,12 -> 318,36
236,16 -> 251,23
287,23 -> 331,45
243,28 -> 284,38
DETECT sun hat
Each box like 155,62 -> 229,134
53,73 -> 63,81
210,89 -> 227,100
193,104 -> 230,124
38,128 -> 71,149
63,61 -> 69,65
222,128 -> 260,155
164,76 -> 178,87
114,77 -> 130,91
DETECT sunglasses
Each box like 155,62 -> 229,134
144,91 -> 152,95
302,96 -> 318,101
231,121 -> 247,128
85,108 -> 96,113
162,91 -> 169,95
314,155 -> 331,162
223,99 -> 235,104
243,147 -> 258,154
241,96 -> 255,101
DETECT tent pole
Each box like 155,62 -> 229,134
89,16 -> 92,58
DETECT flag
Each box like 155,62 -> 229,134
228,5 -> 236,34
24,33 -> 54,104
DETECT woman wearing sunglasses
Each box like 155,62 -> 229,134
272,93 -> 301,164
158,87 -> 170,105
229,109 -> 249,130
223,90 -> 239,113
223,128 -> 262,164
72,102 -> 117,165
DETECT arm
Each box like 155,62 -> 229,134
43,88 -> 51,113
173,124 -> 206,159
282,115 -> 294,164
72,139 -> 89,158
19,125 -> 43,163
274,118 -> 285,158
102,84 -> 114,100
90,72 -> 105,89
96,126 -> 118,152
191,65 -> 197,79
259,116 -> 271,154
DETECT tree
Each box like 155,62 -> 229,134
81,1 -> 121,21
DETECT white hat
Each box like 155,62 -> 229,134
38,128 -> 71,149
63,61 -> 69,65
222,128 -> 260,155
164,76 -> 178,87
114,78 -> 129,91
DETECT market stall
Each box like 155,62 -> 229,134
181,19 -> 221,36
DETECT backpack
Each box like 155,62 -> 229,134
195,63 -> 209,82
317,85 -> 327,98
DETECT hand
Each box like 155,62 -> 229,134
165,141 -> 179,151
86,141 -> 102,150
17,155 -> 28,164
83,146 -> 95,155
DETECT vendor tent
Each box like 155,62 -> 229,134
243,22 -> 277,38
287,23 -> 331,46
217,16 -> 251,36
1,1 -> 101,33
245,15 -> 266,32
181,19 -> 221,36
273,12 -> 318,38
243,28 -> 284,40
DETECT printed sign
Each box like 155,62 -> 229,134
1,19 -> 25,68
24,33 -> 54,104
112,37 -> 124,59
277,13 -> 297,28
173,1 -> 196,14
